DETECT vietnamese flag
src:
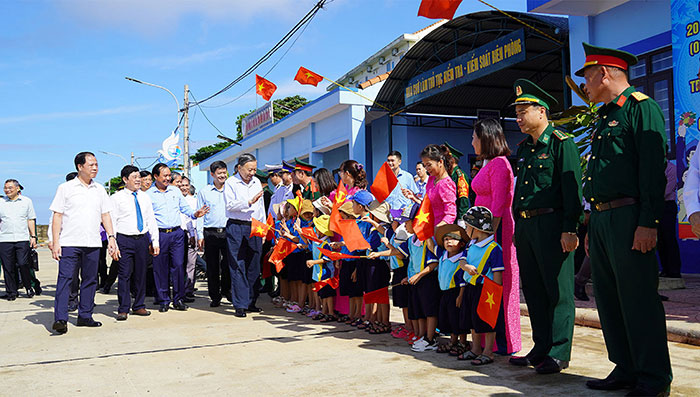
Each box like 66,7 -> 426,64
266,213 -> 276,241
363,286 -> 389,304
301,227 -> 324,244
413,196 -> 435,241
319,247 -> 362,261
338,219 -> 371,252
329,180 -> 348,234
250,218 -> 271,238
370,161 -> 399,202
477,277 -> 503,328
294,66 -> 324,87
269,238 -> 296,272
255,74 -> 277,101
417,0 -> 463,20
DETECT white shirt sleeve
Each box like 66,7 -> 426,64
110,194 -> 119,235
142,194 -> 159,248
224,178 -> 251,213
49,184 -> 66,214
100,186 -> 113,215
683,149 -> 700,217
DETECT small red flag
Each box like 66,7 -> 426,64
413,196 -> 435,241
261,250 -> 273,279
250,218 -> 270,238
417,0 -> 463,20
294,66 -> 324,87
313,275 -> 339,292
370,162 -> 399,202
363,286 -> 389,304
255,74 -> 277,101
329,180 -> 348,234
269,238 -> 296,272
266,213 -> 276,241
338,219 -> 371,252
477,277 -> 503,328
301,227 -> 323,244
319,247 -> 362,261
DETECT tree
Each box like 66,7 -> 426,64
191,95 -> 309,163
105,176 -> 124,195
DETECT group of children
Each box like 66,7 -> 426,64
267,189 -> 505,366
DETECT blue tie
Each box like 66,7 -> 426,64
133,191 -> 144,232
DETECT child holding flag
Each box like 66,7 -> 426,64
459,206 -> 504,366
281,199 -> 314,313
303,214 -> 337,322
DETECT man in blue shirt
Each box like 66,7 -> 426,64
147,163 -> 208,312
384,151 -> 419,210
197,161 -> 231,307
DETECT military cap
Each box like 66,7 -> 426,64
264,164 -> 283,175
255,169 -> 269,181
294,157 -> 316,172
511,78 -> 559,110
443,142 -> 464,159
575,42 -> 638,77
281,160 -> 295,173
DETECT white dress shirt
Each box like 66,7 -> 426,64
110,188 -> 160,248
684,148 -> 700,218
224,173 -> 265,222
180,194 -> 198,236
49,177 -> 112,248
0,195 -> 36,242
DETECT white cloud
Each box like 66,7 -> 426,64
133,43 -> 268,69
0,105 -> 153,124
57,0 -> 315,37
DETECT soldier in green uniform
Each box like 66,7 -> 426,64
509,79 -> 582,375
578,43 -> 672,396
255,169 -> 273,212
293,157 -> 321,201
443,142 -> 471,223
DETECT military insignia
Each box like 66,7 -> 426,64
630,91 -> 649,101
457,175 -> 470,198
608,120 -> 619,127
515,85 -> 523,96
537,153 -> 549,160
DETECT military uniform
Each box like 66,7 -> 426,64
577,43 -> 672,392
444,142 -> 471,220
255,169 -> 273,212
511,79 -> 582,369
294,157 -> 321,201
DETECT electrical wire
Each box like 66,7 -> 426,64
190,0 -> 327,106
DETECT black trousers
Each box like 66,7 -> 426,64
657,200 -> 682,277
204,228 -> 230,302
0,241 -> 32,296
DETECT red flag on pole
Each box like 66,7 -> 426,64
255,74 -> 277,101
413,196 -> 435,241
319,247 -> 362,261
300,227 -> 323,244
417,0 -> 463,20
266,213 -> 276,241
370,162 -> 399,202
250,218 -> 271,238
338,219 -> 371,252
477,277 -> 503,328
363,286 -> 389,304
269,238 -> 296,272
294,66 -> 324,87
329,180 -> 348,234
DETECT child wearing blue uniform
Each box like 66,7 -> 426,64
458,206 -> 504,366
302,214 -> 336,321
434,224 -> 469,357
361,200 -> 393,334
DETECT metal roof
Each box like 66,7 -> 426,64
372,10 -> 570,116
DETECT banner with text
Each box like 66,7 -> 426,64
672,0 -> 700,239
405,29 -> 526,106
242,101 -> 274,138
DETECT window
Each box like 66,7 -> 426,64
629,59 -> 646,80
651,50 -> 673,73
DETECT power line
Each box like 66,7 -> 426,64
189,91 -> 241,146
190,0 -> 327,106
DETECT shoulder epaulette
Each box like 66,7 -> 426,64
552,129 -> 570,140
518,137 -> 528,146
630,91 -> 649,102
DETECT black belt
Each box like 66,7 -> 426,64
159,227 -> 179,233
517,208 -> 555,219
593,197 -> 638,212
204,227 -> 226,234
227,219 -> 251,226
117,233 -> 146,240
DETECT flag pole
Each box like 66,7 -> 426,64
320,76 -> 392,112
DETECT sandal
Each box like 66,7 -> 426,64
471,354 -> 494,366
320,315 -> 337,323
312,313 -> 325,320
457,351 -> 478,361
436,343 -> 453,354
357,320 -> 372,330
337,315 -> 349,323
368,323 -> 392,334
449,342 -> 467,356
350,318 -> 363,327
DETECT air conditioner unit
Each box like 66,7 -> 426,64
366,65 -> 372,73
378,56 -> 386,65
392,48 -> 399,56
348,77 -> 355,84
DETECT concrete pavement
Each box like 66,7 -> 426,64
1,248 -> 700,396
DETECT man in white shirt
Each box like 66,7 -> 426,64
0,179 -> 37,300
684,148 -> 700,238
224,153 -> 265,317
179,176 -> 198,300
50,152 -> 118,334
110,165 -> 159,321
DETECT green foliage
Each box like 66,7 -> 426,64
190,141 -> 234,163
104,176 -> 124,195
551,102 -> 600,170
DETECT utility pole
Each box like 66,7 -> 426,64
183,84 -> 190,178
130,152 -> 134,165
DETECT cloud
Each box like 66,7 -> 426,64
57,0 -> 314,37
0,105 -> 153,124
133,44 -> 268,69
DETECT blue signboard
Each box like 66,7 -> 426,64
672,0 -> 700,239
405,29 -> 526,105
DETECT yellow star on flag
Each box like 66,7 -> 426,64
256,226 -> 265,235
305,72 -> 314,78
336,191 -> 346,203
257,83 -> 265,91
279,248 -> 287,255
485,291 -> 495,309
414,210 -> 429,225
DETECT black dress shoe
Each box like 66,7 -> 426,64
26,288 -> 35,298
224,293 -> 233,303
210,300 -> 221,308
172,301 -> 188,311
6,295 -> 17,301
233,308 -> 247,318
246,306 -> 263,313
186,292 -> 195,298
182,296 -> 195,303
574,284 -> 589,301
625,384 -> 670,396
102,286 -> 111,294
509,356 -> 530,366
535,356 -> 561,374
52,320 -> 68,334
34,284 -> 42,295
586,375 -> 636,391
76,317 -> 102,327
159,304 -> 169,312
68,305 -> 78,312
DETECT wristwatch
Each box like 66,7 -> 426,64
108,234 -> 116,239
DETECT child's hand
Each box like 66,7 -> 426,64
351,269 -> 357,282
460,262 -> 477,276
367,252 -> 380,259
306,260 -> 314,268
380,236 -> 390,246
408,273 -> 422,285
400,277 -> 408,285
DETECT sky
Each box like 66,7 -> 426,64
1,0 -> 528,221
